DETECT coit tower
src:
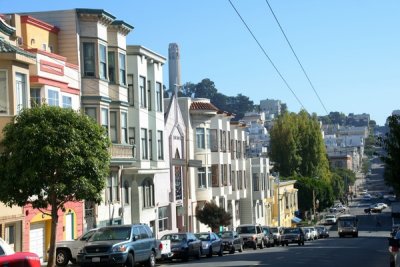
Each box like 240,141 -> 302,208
168,43 -> 181,93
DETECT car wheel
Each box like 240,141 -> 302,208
253,242 -> 257,250
207,247 -> 213,258
259,240 -> 264,249
145,251 -> 156,267
285,242 -> 289,246
125,253 -> 135,267
195,248 -> 201,259
238,244 -> 243,252
56,249 -> 70,266
218,246 -> 223,257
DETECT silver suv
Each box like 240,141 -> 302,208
236,224 -> 264,250
77,224 -> 158,267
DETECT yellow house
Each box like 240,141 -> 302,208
0,15 -> 36,252
271,180 -> 300,227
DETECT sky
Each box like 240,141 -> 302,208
3,0 -> 400,125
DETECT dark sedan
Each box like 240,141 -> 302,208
195,232 -> 223,257
280,227 -> 305,246
262,226 -> 275,247
160,233 -> 202,262
218,231 -> 243,254
315,225 -> 329,238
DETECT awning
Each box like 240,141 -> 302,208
291,216 -> 302,223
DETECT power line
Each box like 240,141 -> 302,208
264,0 -> 329,115
228,0 -> 306,111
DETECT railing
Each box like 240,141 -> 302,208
109,143 -> 135,160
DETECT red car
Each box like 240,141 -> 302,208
0,238 -> 40,267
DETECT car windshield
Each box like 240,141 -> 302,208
270,228 -> 278,233
220,232 -> 233,238
283,228 -> 299,234
90,227 -> 131,241
237,226 -> 256,234
161,234 -> 186,243
195,233 -> 210,241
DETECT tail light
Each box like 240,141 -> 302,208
159,242 -> 163,250
391,245 -> 399,252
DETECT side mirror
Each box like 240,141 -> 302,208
133,235 -> 140,241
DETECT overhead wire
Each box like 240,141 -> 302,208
264,0 -> 329,116
228,0 -> 307,111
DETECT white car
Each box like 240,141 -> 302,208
324,214 -> 337,225
55,228 -> 98,266
329,204 -> 348,213
302,228 -> 313,241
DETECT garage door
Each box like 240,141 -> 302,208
29,223 -> 45,261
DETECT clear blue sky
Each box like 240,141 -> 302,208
3,0 -> 399,125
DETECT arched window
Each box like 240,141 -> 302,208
143,179 -> 154,208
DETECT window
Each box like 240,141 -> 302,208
198,167 -> 206,188
85,107 -> 97,121
149,130 -> 153,160
62,96 -> 72,109
83,43 -> 95,77
207,167 -> 212,188
106,177 -> 112,203
147,80 -> 152,111
196,128 -> 205,149
158,206 -> 168,231
211,164 -> 219,187
127,74 -> 134,106
99,44 -> 107,79
4,225 -> 14,248
112,173 -> 119,202
253,173 -> 260,191
15,73 -> 27,114
101,108 -> 109,135
210,129 -> 218,152
30,88 -> 41,108
156,82 -> 162,112
0,70 -> 7,114
110,111 -> 117,143
141,128 -> 148,159
124,180 -> 129,204
206,129 -> 211,149
157,130 -> 164,160
232,171 -> 236,191
129,127 -> 136,158
140,76 -> 146,108
143,179 -> 154,208
119,53 -> 126,85
108,51 -> 116,83
121,112 -> 128,144
47,89 -> 59,107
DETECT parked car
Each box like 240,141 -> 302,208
218,231 -> 243,254
389,230 -> 400,267
160,233 -> 201,261
269,227 -> 282,246
280,227 -> 305,246
261,226 -> 275,247
302,227 -> 313,241
195,232 -> 223,257
0,238 -> 40,267
315,226 -> 329,238
324,214 -> 337,225
236,224 -> 264,250
329,203 -> 348,213
55,228 -> 98,266
76,224 -> 158,267
310,227 -> 318,240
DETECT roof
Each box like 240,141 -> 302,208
190,101 -> 219,111
0,37 -> 36,59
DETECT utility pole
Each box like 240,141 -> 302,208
277,172 -> 280,227
312,189 -> 316,222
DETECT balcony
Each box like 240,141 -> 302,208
109,143 -> 135,164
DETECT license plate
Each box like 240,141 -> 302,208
92,257 -> 100,262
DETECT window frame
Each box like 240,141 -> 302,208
0,70 -> 8,114
99,44 -> 107,80
83,42 -> 95,77
119,53 -> 126,85
139,76 -> 147,108
157,130 -> 164,160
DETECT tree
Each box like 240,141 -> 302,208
196,201 -> 232,232
378,115 -> 400,195
0,105 -> 111,267
269,111 -> 330,181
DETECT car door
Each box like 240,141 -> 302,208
187,233 -> 198,256
211,233 -> 221,253
131,227 -> 145,262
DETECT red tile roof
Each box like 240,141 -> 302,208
190,101 -> 219,111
